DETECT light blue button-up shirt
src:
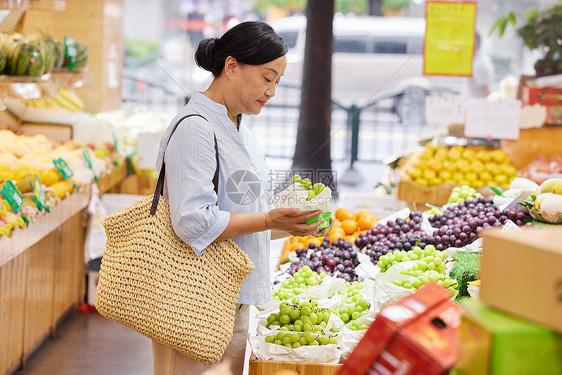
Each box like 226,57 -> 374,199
156,92 -> 274,305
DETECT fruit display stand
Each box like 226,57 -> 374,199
248,354 -> 341,375
0,188 -> 89,375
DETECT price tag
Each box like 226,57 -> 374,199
82,149 -> 99,182
112,131 -> 119,153
465,98 -> 521,140
53,158 -> 73,179
1,180 -> 23,213
33,175 -> 45,211
64,36 -> 77,72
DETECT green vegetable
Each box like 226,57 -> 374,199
449,252 -> 480,301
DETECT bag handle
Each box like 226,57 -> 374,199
150,114 -> 219,215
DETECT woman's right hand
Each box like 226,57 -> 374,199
265,208 -> 324,237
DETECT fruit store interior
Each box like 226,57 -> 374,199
1,1 -> 562,375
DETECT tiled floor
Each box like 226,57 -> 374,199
13,312 -> 153,375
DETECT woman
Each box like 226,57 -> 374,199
153,21 -> 327,375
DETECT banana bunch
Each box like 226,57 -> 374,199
21,89 -> 84,112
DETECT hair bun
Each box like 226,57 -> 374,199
195,38 -> 218,72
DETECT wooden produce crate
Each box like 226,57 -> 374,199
96,160 -> 127,194
249,355 -> 341,375
398,179 -> 457,209
115,175 -> 157,196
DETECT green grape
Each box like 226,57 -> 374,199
280,315 -> 291,324
301,306 -> 312,316
265,335 -> 275,343
290,333 -> 300,343
304,332 -> 316,343
310,341 -> 319,346
292,342 -> 301,349
319,335 -> 330,345
274,339 -> 282,345
309,312 -> 318,324
289,309 -> 301,320
303,323 -> 313,332
299,336 -> 307,346
292,174 -> 302,183
329,337 -> 338,344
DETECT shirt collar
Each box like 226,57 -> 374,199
191,91 -> 243,131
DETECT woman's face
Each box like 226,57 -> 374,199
234,55 -> 287,116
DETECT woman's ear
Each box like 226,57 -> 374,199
223,56 -> 238,80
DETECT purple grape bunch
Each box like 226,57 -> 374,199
428,196 -> 529,250
354,212 -> 429,266
289,237 -> 360,282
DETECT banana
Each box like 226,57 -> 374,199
58,89 -> 84,111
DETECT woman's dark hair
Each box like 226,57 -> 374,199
195,21 -> 288,77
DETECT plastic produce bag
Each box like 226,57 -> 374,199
249,335 -> 342,364
273,183 -> 332,230
84,184 -> 107,263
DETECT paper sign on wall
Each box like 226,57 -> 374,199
137,132 -> 164,170
424,1 -> 476,76
465,99 -> 521,140
425,95 -> 465,125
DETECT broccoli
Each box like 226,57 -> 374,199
449,252 -> 480,300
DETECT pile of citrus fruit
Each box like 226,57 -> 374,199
280,208 -> 380,263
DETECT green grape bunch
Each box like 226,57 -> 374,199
378,245 -> 459,291
264,298 -> 338,348
292,174 -> 326,201
266,298 -> 332,332
264,331 -> 338,348
272,266 -> 326,300
337,281 -> 371,330
447,185 -> 481,204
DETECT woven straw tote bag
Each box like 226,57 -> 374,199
95,114 -> 255,365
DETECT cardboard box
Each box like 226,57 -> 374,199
480,227 -> 562,334
522,85 -> 562,106
338,283 -> 460,375
456,298 -> 562,375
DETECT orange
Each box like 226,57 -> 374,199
344,235 -> 355,243
341,219 -> 358,235
328,227 -> 346,242
357,215 -> 377,231
335,208 -> 354,222
332,219 -> 342,227
354,210 -> 371,220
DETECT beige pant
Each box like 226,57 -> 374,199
152,304 -> 250,375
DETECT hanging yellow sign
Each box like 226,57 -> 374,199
424,1 -> 477,76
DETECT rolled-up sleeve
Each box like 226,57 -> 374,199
162,118 -> 230,255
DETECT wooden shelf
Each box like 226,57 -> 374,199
0,189 -> 89,267
249,354 -> 341,375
